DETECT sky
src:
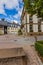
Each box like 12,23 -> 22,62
0,0 -> 24,23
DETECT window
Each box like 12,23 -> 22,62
38,25 -> 41,32
29,16 -> 33,32
38,21 -> 41,32
29,24 -> 33,32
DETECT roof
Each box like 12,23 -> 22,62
7,22 -> 12,27
0,21 -> 8,26
0,21 -> 20,27
7,22 -> 20,27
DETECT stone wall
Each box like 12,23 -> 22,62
0,57 -> 26,65
0,47 -> 27,65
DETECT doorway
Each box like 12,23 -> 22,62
4,26 -> 7,34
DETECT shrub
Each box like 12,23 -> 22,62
35,41 -> 43,57
18,29 -> 23,35
37,41 -> 43,44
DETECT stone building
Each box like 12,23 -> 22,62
7,22 -> 20,34
0,19 -> 8,34
0,19 -> 20,35
21,8 -> 43,35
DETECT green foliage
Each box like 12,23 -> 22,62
24,0 -> 43,18
24,0 -> 30,11
18,29 -> 23,35
35,41 -> 43,57
24,0 -> 36,15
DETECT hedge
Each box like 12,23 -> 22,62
35,41 -> 43,57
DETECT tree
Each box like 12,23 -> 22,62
24,0 -> 43,19
20,23 -> 24,29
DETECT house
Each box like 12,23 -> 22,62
0,19 -> 8,34
7,22 -> 20,34
0,19 -> 20,35
21,8 -> 43,35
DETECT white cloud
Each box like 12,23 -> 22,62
0,0 -> 6,15
0,0 -> 19,14
13,14 -> 19,19
5,0 -> 19,9
13,20 -> 18,23
0,6 -> 5,14
0,0 -> 23,23
13,7 -> 23,19
18,7 -> 23,16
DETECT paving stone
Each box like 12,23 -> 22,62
0,34 -> 43,65
23,45 -> 40,65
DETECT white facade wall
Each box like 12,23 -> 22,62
7,27 -> 19,34
33,24 -> 38,32
32,15 -> 38,23
41,25 -> 43,32
27,14 -> 30,32
22,12 -> 43,33
27,14 -> 30,23
33,14 -> 38,32
41,21 -> 43,32
27,24 -> 30,32
0,27 -> 4,34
